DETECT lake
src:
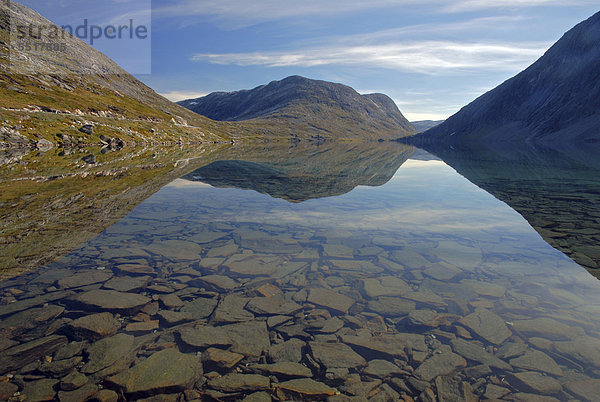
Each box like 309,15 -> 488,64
1,142 -> 599,400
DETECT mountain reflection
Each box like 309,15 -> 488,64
181,142 -> 416,202
423,140 -> 600,279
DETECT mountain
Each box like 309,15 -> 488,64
416,11 -> 600,144
179,76 -> 417,140
0,1 -> 238,147
411,120 -> 444,133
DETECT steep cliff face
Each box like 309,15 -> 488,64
418,11 -> 600,144
179,76 -> 417,140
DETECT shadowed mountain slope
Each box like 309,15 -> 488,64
416,11 -> 600,144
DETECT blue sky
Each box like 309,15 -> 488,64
22,1 -> 600,120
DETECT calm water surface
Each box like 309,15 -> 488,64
1,145 -> 599,401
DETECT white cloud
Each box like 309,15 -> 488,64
160,90 -> 209,102
403,111 -> 451,121
154,0 -> 595,27
332,15 -> 530,44
154,0 -> 417,26
191,40 -> 548,74
442,0 -> 597,12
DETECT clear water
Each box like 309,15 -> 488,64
2,145 -> 600,400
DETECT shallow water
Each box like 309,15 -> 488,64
1,144 -> 600,401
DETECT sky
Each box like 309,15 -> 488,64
20,1 -> 600,121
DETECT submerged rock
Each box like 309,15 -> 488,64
361,276 -> 411,298
57,270 -> 113,289
223,321 -> 270,358
341,333 -> 414,359
22,379 -> 59,401
178,325 -> 233,350
197,274 -> 239,291
307,288 -> 355,314
459,308 -> 512,345
241,391 -> 272,402
60,371 -> 89,391
202,347 -> 244,370
509,371 -> 563,395
0,304 -> 64,336
180,297 -> 218,320
366,297 -> 416,317
212,295 -> 254,323
0,290 -> 74,317
82,333 -> 134,374
363,359 -> 404,378
450,338 -> 511,370
157,310 -> 194,326
40,356 -> 83,375
54,341 -> 86,361
496,342 -> 528,360
71,289 -> 150,312
57,383 -> 98,402
144,239 -> 204,261
208,373 -> 270,393
512,317 -> 582,341
103,275 -> 151,292
0,335 -> 67,374
414,351 -> 466,382
276,378 -> 338,397
409,309 -> 458,328
553,337 -> 600,368
66,312 -> 121,340
424,263 -> 463,281
107,348 -> 202,396
246,294 -> 303,316
509,350 -> 563,377
89,389 -> 119,402
434,376 -> 477,402
484,384 -> 511,400
158,293 -> 184,309
267,338 -> 305,363
249,362 -> 313,378
309,341 -> 367,370
0,382 -> 19,400
125,321 -> 159,333
564,379 -> 600,401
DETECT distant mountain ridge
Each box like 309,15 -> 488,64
179,76 -> 417,140
411,120 -> 444,133
416,11 -> 600,144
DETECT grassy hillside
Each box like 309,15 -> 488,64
0,1 -> 266,146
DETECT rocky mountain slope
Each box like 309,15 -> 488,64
179,76 -> 417,140
0,1 -> 246,147
416,11 -> 600,144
